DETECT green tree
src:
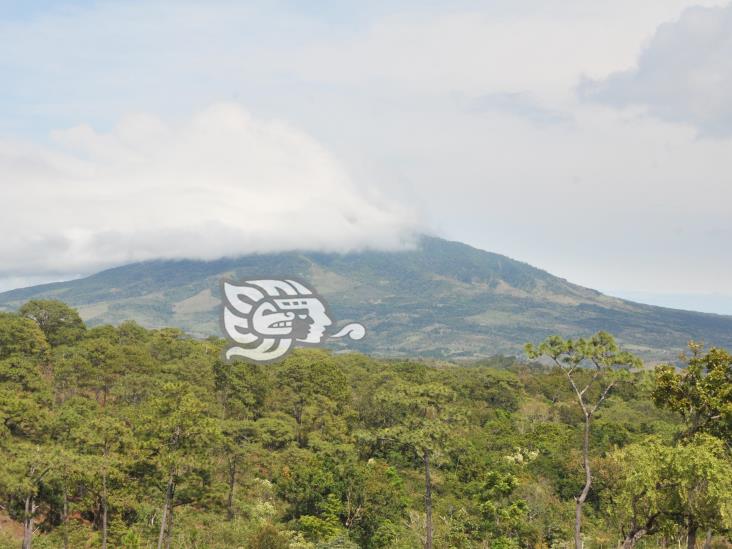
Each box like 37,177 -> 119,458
601,434 -> 732,549
368,381 -> 457,549
44,446 -> 89,549
0,312 -> 49,360
275,349 -> 350,447
49,399 -> 100,549
667,435 -> 732,549
72,412 -> 133,549
0,355 -> 53,438
525,332 -> 641,549
78,334 -> 123,408
213,358 -> 263,520
345,460 -> 407,548
138,383 -> 221,549
4,443 -> 56,549
600,437 -> 670,548
0,333 -> 54,549
19,300 -> 86,347
472,470 -> 527,545
653,343 -> 732,442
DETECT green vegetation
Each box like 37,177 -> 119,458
1,300 -> 731,548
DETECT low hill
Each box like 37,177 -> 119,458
1,236 -> 730,360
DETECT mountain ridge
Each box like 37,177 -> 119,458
2,236 -> 730,360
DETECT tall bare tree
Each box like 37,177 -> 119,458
526,332 -> 640,549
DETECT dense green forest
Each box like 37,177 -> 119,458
0,300 -> 730,548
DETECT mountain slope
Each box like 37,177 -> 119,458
1,236 -> 730,360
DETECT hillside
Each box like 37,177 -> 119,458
1,236 -> 730,360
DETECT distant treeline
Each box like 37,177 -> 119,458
0,300 -> 730,549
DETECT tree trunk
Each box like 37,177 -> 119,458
22,495 -> 33,549
102,449 -> 108,549
703,529 -> 712,549
227,457 -> 236,521
157,474 -> 175,549
687,524 -> 698,549
423,449 -> 433,549
621,513 -> 660,549
575,414 -> 592,549
294,400 -> 305,447
622,528 -> 648,549
165,504 -> 174,549
62,488 -> 69,549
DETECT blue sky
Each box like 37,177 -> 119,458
1,0 -> 732,314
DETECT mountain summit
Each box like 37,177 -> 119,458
1,236 -> 730,360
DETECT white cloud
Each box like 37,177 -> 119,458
0,103 -> 417,277
2,0 -> 732,300
285,1 -> 731,103
580,3 -> 732,137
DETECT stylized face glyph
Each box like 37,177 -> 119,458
222,278 -> 363,364
251,297 -> 332,343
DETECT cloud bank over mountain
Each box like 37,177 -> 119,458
2,0 -> 732,306
0,103 -> 417,280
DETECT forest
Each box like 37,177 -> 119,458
0,300 -> 730,549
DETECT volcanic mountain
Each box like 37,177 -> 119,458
2,236 -> 730,361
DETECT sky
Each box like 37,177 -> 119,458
1,0 -> 732,313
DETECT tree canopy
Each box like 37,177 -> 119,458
0,305 -> 730,548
